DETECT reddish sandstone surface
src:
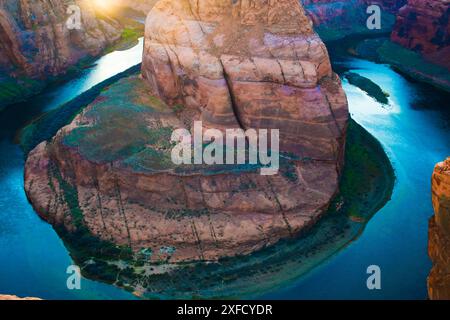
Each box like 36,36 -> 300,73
142,0 -> 348,158
428,157 -> 450,300
391,0 -> 450,70
25,0 -> 348,262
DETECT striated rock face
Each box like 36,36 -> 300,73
0,0 -> 122,80
391,0 -> 450,69
25,0 -> 348,263
142,0 -> 348,158
428,157 -> 450,300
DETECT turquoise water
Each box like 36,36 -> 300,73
0,37 -> 449,299
0,39 -> 144,300
262,56 -> 450,299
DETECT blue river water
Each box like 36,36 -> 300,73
0,38 -> 449,299
262,57 -> 450,299
0,40 -> 143,299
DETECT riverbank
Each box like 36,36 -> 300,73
20,69 -> 394,297
0,18 -> 144,112
333,36 -> 450,93
76,119 -> 394,299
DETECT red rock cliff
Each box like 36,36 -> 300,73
428,157 -> 450,300
391,0 -> 450,69
142,0 -> 348,158
0,0 -> 122,79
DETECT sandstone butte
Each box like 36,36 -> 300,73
428,157 -> 450,300
24,0 -> 349,263
0,0 -> 123,108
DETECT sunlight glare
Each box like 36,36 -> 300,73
92,0 -> 122,14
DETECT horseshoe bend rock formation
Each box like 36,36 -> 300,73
25,0 -> 349,263
428,157 -> 450,300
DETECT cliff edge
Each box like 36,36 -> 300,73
428,157 -> 450,300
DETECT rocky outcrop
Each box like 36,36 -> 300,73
25,0 -> 348,263
428,157 -> 450,300
142,0 -> 348,158
391,0 -> 450,69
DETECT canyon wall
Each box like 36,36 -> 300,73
391,0 -> 450,69
25,0 -> 349,263
301,0 -> 403,40
0,0 -> 122,79
428,157 -> 450,300
0,0 -> 126,108
141,0 -> 348,158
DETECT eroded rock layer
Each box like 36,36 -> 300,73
428,157 -> 450,300
391,0 -> 450,69
25,0 -> 348,263
142,0 -> 348,159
